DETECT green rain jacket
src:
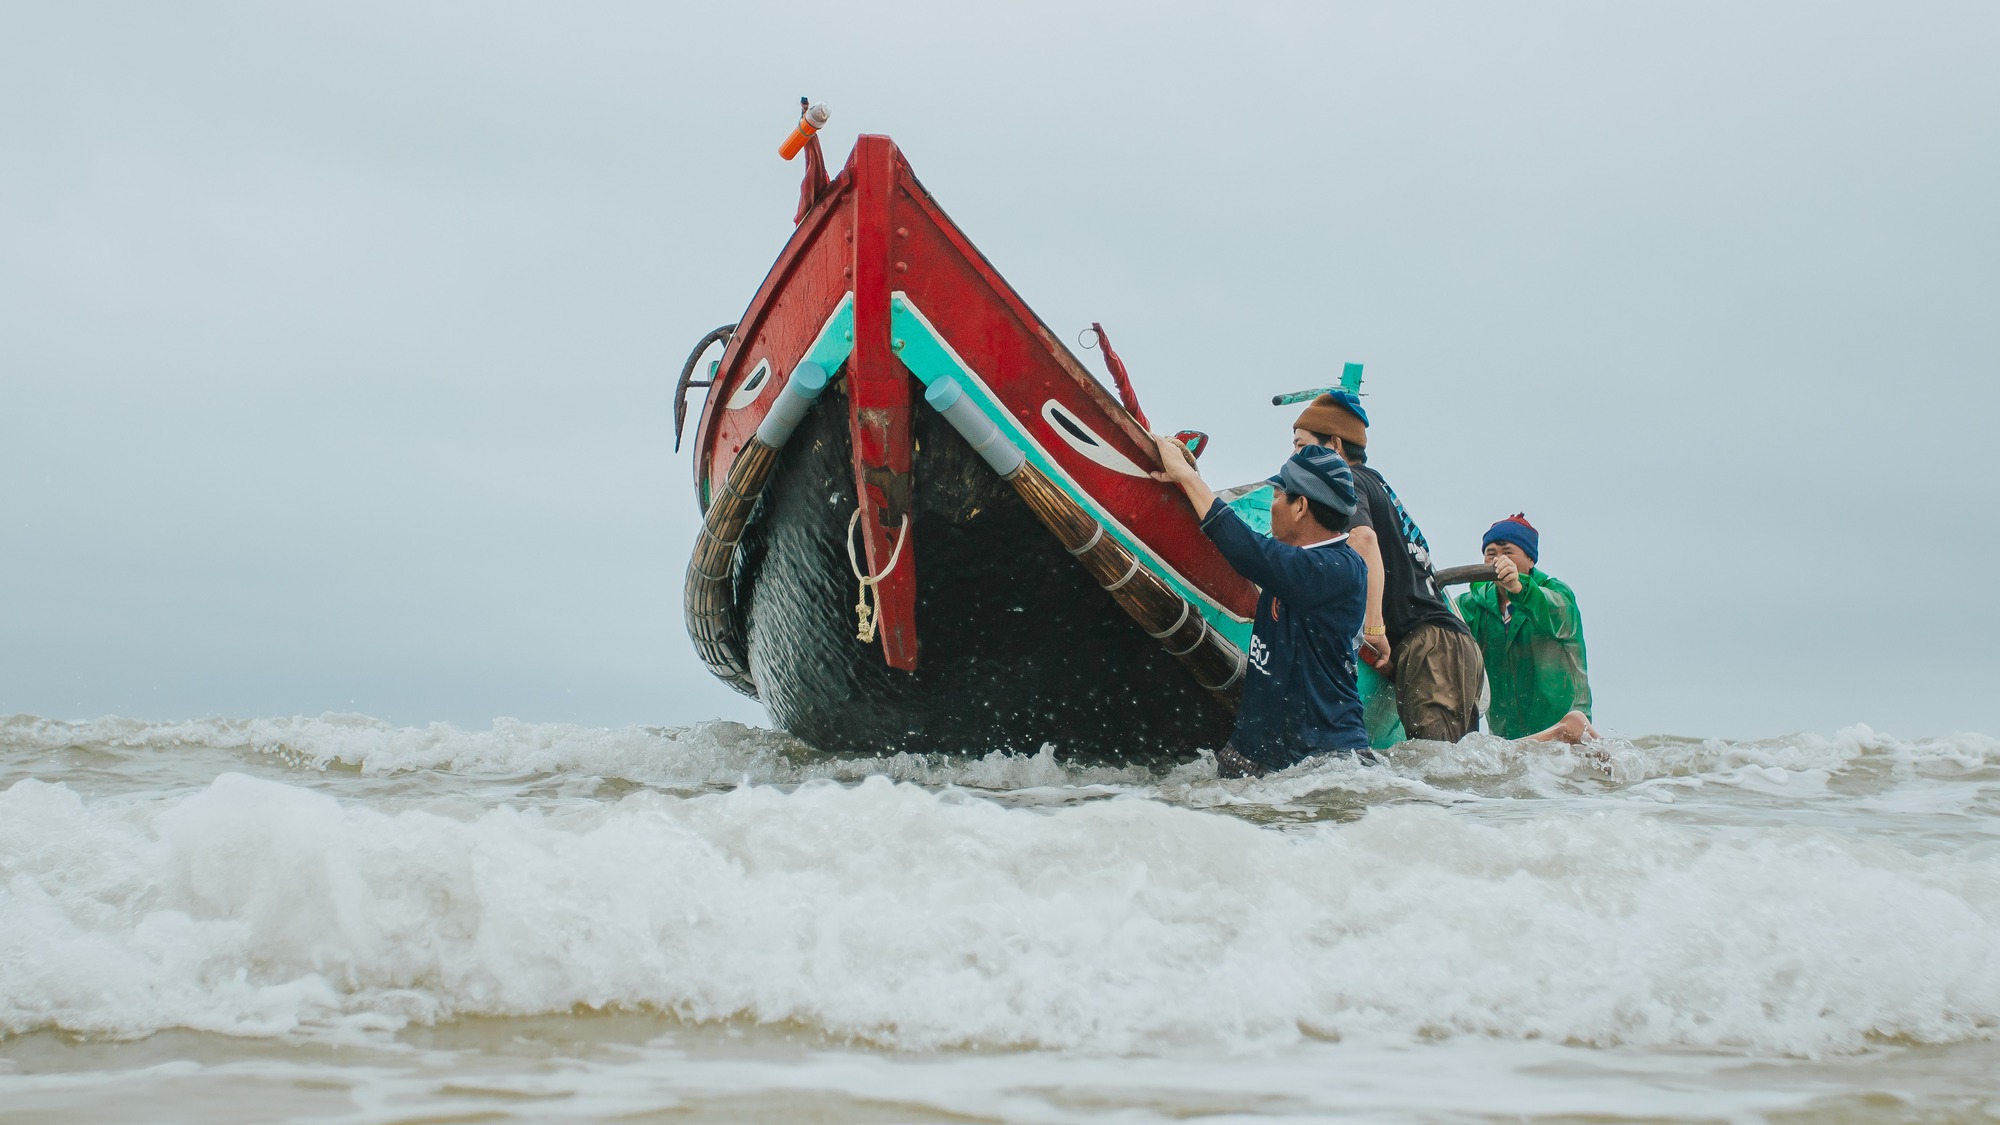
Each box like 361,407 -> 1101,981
1455,571 -> 1591,738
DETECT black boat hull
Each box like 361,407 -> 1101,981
732,384 -> 1235,761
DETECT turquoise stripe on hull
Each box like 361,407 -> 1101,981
801,292 -> 856,375
888,293 -> 1250,650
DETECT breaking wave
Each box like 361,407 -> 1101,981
2,714 -> 1998,1056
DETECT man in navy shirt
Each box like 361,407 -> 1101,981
1151,435 -> 1371,777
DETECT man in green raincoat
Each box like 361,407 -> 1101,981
1456,515 -> 1596,742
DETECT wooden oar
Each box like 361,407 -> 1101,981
1434,563 -> 1499,587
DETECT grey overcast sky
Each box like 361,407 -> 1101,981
3,2 -> 1995,741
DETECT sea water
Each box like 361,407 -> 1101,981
3,714 -> 1997,1123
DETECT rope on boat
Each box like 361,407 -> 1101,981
1164,618 -> 1212,658
1102,557 -> 1143,592
845,508 -> 912,644
1144,601 -> 1192,641
1065,524 -> 1105,557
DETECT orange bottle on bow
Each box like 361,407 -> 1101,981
779,103 -> 831,160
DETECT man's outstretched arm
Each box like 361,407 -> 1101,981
1346,523 -> 1390,666
1148,432 -> 1347,601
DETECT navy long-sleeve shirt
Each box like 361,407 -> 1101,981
1200,500 -> 1369,768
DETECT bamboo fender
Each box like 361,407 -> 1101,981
683,362 -> 832,698
921,377 -> 1246,707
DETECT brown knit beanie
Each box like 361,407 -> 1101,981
1293,394 -> 1367,449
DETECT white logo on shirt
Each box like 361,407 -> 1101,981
1249,634 -> 1272,676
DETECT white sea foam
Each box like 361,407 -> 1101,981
5,716 -> 1999,1056
10,712 -> 1992,795
0,712 -> 1190,792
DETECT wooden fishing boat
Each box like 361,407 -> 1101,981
677,121 -> 1261,760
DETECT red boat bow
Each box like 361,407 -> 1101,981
689,133 -> 1257,684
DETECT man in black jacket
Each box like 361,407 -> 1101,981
1290,392 -> 1483,743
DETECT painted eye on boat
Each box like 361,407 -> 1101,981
1039,400 -> 1149,478
726,359 -> 772,410
1041,401 -> 1100,446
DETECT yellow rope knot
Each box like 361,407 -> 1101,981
844,507 -> 911,645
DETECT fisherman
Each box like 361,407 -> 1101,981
1455,514 -> 1596,743
1150,434 -> 1369,778
1291,392 -> 1484,743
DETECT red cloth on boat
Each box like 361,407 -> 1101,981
794,133 -> 829,225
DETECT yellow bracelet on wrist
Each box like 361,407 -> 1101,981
1364,625 -> 1386,636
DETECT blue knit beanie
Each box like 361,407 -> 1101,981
1266,445 -> 1357,517
1482,514 -> 1539,562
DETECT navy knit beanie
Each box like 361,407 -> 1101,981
1482,513 -> 1539,561
1266,445 -> 1357,517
